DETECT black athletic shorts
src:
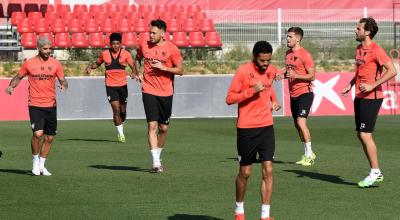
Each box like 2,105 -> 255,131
106,85 -> 128,104
28,106 -> 57,135
237,125 -> 275,166
142,93 -> 173,125
354,98 -> 383,133
290,92 -> 314,119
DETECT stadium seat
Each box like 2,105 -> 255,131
129,4 -> 137,12
138,5 -> 152,13
11,11 -> 26,26
186,5 -> 201,14
111,11 -> 124,21
89,4 -> 103,15
194,11 -> 207,20
50,19 -> 66,33
88,32 -> 104,48
105,32 -> 112,47
107,3 -> 120,14
139,32 -> 150,44
60,11 -> 74,23
85,19 -> 99,33
39,4 -> 48,16
167,19 -> 181,32
117,19 -> 132,32
68,19 -> 83,33
122,32 -> 137,48
182,18 -> 198,32
33,18 -> 49,33
155,4 -> 169,13
73,4 -> 88,14
170,4 -> 184,13
100,19 -> 115,33
172,32 -> 189,47
21,33 -> 37,48
199,18 -> 215,32
38,32 -> 55,47
160,11 -> 171,21
164,32 -> 171,41
7,3 -> 23,18
133,19 -> 149,32
140,11 -> 156,21
45,11 -> 58,21
176,12 -> 188,21
126,11 -> 139,21
71,32 -> 89,48
55,32 -> 71,48
189,32 -> 205,47
28,11 -> 43,20
0,3 -> 4,18
45,4 -> 55,13
74,11 -> 90,20
92,12 -> 107,22
17,18 -> 33,33
205,31 -> 222,47
56,4 -> 71,14
24,3 -> 39,16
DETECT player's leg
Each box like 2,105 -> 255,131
107,86 -> 125,142
155,95 -> 173,169
291,98 -> 307,164
296,93 -> 315,166
29,106 -> 45,175
38,106 -> 58,176
119,85 -> 128,124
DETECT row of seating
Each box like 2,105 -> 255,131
2,3 -> 202,18
20,31 -> 222,49
14,17 -> 215,34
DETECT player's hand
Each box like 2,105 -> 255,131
272,101 -> 281,111
253,81 -> 265,93
359,82 -> 374,93
150,60 -> 166,71
341,84 -> 352,96
5,86 -> 13,95
286,69 -> 297,79
58,85 -> 67,92
85,66 -> 92,75
275,73 -> 284,81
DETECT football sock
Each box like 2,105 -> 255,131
261,204 -> 270,218
370,168 -> 381,176
151,148 -> 160,166
305,142 -> 313,158
301,142 -> 306,155
39,157 -> 46,169
235,201 -> 244,214
157,147 -> 163,158
32,154 -> 39,167
116,125 -> 124,135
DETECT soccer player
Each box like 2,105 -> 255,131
5,36 -> 68,176
277,27 -> 316,166
226,41 -> 280,220
136,19 -> 183,173
86,33 -> 138,143
342,17 -> 397,188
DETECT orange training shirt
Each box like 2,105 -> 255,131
226,62 -> 277,128
97,49 -> 134,87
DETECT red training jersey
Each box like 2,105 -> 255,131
18,56 -> 64,107
137,40 -> 183,96
285,47 -> 314,98
97,49 -> 134,87
355,41 -> 391,99
226,62 -> 278,128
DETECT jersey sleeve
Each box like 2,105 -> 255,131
303,51 -> 315,69
226,69 -> 256,105
170,45 -> 183,66
375,46 -> 391,65
18,61 -> 29,77
55,61 -> 64,79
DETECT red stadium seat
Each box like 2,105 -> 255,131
154,4 -> 169,13
182,19 -> 198,32
194,11 -> 207,20
176,12 -> 188,21
160,11 -> 171,21
199,18 -> 215,32
129,5 -> 137,12
55,32 -> 71,48
56,4 -> 71,14
111,11 -> 124,21
163,32 -> 171,42
189,32 -> 205,47
138,5 -> 152,13
92,12 -> 107,22
186,5 -> 201,14
73,4 -> 88,14
172,32 -> 189,47
45,4 -> 55,13
205,31 -> 222,47
167,19 -> 181,32
133,19 -> 149,32
17,18 -> 33,33
33,18 -> 49,33
39,4 -> 48,16
68,19 -> 83,33
100,19 -> 115,33
88,32 -> 104,48
50,19 -> 66,33
117,19 -> 132,32
127,11 -> 139,21
45,11 -> 58,21
71,32 -> 89,48
85,19 -> 99,33
140,11 -> 156,21
21,33 -> 37,48
28,11 -> 43,20
139,32 -> 150,44
60,11 -> 74,23
107,3 -> 120,14
38,32 -> 55,47
105,32 -> 112,47
11,11 -> 26,26
7,3 -> 22,18
24,3 -> 39,16
122,32 -> 137,48
74,11 -> 90,20
89,4 -> 103,15
170,4 -> 184,13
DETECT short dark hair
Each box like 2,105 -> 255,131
287,27 -> 304,41
252,41 -> 273,55
109,32 -> 122,43
359,17 -> 378,39
150,19 -> 167,32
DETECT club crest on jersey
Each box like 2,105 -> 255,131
41,66 -> 45,71
48,66 -> 53,71
162,51 -> 167,57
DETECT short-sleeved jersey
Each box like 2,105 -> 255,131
18,56 -> 64,107
137,41 -> 183,96
285,47 -> 314,98
97,49 -> 134,87
226,62 -> 277,128
355,41 -> 391,99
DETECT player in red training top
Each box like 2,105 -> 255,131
342,17 -> 397,188
226,41 -> 281,220
86,33 -> 138,143
136,19 -> 184,173
5,36 -> 68,176
277,27 -> 316,166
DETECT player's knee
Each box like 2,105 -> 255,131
358,132 -> 372,141
33,131 -> 43,139
158,124 -> 169,133
239,169 -> 252,179
44,135 -> 54,143
120,112 -> 126,120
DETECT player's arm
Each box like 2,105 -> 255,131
341,76 -> 356,96
359,61 -> 397,93
270,87 -> 281,111
58,76 -> 68,92
226,73 -> 265,105
5,73 -> 23,95
287,66 -> 315,81
151,60 -> 184,75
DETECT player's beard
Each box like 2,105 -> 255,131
39,51 -> 50,60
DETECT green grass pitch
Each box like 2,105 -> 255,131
0,116 -> 399,220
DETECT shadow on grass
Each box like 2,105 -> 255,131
0,169 -> 31,175
59,138 -> 119,143
273,160 -> 295,164
167,214 -> 223,220
284,169 -> 357,186
89,165 -> 150,173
